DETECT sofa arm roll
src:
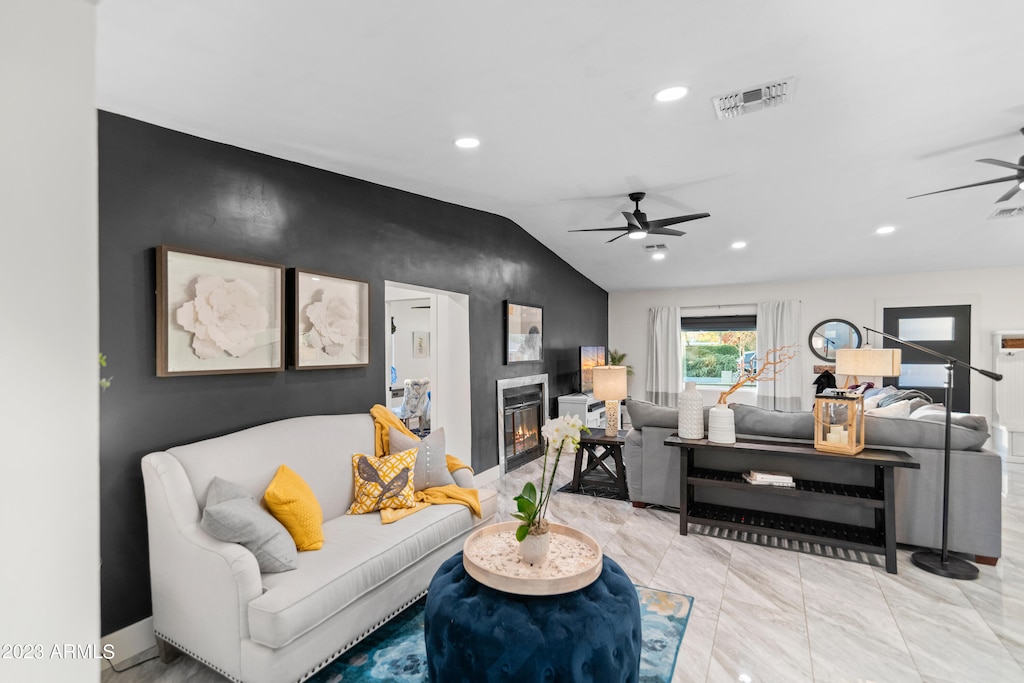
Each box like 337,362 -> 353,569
142,452 -> 264,679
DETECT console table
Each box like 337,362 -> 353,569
664,435 -> 919,573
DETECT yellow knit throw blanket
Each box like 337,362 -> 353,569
369,405 -> 481,524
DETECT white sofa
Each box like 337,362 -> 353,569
141,413 -> 497,683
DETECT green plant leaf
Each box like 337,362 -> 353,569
515,496 -> 537,517
515,524 -> 530,542
520,481 -> 537,503
511,512 -> 529,523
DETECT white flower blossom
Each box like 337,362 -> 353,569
175,275 -> 269,359
305,295 -> 358,357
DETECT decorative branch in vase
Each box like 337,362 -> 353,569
718,345 -> 796,404
512,414 -> 588,564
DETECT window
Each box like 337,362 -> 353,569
680,315 -> 757,386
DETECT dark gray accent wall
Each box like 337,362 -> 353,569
98,112 -> 607,634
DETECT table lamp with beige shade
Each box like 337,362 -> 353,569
592,365 -> 627,437
835,347 -> 902,387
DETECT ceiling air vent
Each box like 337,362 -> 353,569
990,206 -> 1024,220
713,77 -> 796,119
644,244 -> 669,253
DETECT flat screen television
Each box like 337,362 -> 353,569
579,345 -> 606,394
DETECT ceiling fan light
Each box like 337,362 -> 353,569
654,86 -> 689,102
731,241 -> 747,249
628,230 -> 647,240
876,225 -> 896,235
454,137 -> 480,149
1019,180 -> 1024,190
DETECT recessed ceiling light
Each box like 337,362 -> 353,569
454,137 -> 480,149
876,225 -> 896,235
731,241 -> 747,249
654,86 -> 689,102
651,252 -> 666,261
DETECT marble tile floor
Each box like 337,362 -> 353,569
103,459 -> 1024,683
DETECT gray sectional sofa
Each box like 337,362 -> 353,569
141,413 -> 497,683
623,400 -> 1002,561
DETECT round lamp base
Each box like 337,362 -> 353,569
910,550 -> 979,580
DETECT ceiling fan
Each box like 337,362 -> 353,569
568,192 -> 710,243
909,128 -> 1024,203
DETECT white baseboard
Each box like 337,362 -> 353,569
101,616 -> 156,670
475,465 -> 501,487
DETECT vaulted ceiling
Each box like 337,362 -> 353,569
97,1 -> 1024,291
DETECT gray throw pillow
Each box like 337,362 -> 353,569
201,477 -> 297,573
624,399 -> 678,429
389,427 -> 455,491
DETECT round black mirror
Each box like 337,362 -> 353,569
808,319 -> 861,362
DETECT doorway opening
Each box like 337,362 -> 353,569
384,282 -> 471,460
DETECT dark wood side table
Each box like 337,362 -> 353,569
571,430 -> 629,500
664,435 -> 919,574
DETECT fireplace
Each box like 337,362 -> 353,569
496,374 -> 549,473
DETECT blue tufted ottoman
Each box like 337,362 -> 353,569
424,551 -> 641,682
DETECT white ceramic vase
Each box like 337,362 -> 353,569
707,404 -> 736,444
678,382 -> 705,439
518,530 -> 550,565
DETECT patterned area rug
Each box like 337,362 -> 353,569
308,586 -> 693,683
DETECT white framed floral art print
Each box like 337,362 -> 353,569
156,245 -> 285,376
292,269 -> 370,369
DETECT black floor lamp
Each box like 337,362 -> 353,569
863,326 -> 1002,580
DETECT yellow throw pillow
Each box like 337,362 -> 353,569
263,465 -> 324,551
347,448 -> 418,515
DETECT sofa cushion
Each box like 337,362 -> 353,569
389,427 -> 456,490
732,404 -> 815,440
249,502 -> 476,649
200,477 -> 297,573
866,400 -> 912,418
347,448 -> 417,514
264,465 -> 324,551
625,399 -> 677,428
910,406 -> 990,433
168,414 -> 375,520
865,415 -> 989,451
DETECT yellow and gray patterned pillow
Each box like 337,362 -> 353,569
347,447 -> 418,514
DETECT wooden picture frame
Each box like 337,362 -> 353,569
156,245 -> 285,376
292,268 -> 370,369
504,301 -> 544,364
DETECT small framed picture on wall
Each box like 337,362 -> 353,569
156,245 -> 285,376
504,300 -> 543,364
413,330 -> 430,358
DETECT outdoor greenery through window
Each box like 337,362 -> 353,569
681,315 -> 757,386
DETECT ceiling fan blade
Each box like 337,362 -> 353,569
568,227 -> 629,233
907,175 -> 1018,199
605,232 -> 630,244
996,183 -> 1022,203
647,227 -> 686,237
977,158 -> 1024,172
622,211 -> 642,229
647,213 -> 711,229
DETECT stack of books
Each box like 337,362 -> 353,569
742,470 -> 795,488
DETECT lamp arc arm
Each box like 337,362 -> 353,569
863,327 -> 1002,382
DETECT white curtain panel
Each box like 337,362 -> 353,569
646,307 -> 682,407
756,300 -> 803,412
